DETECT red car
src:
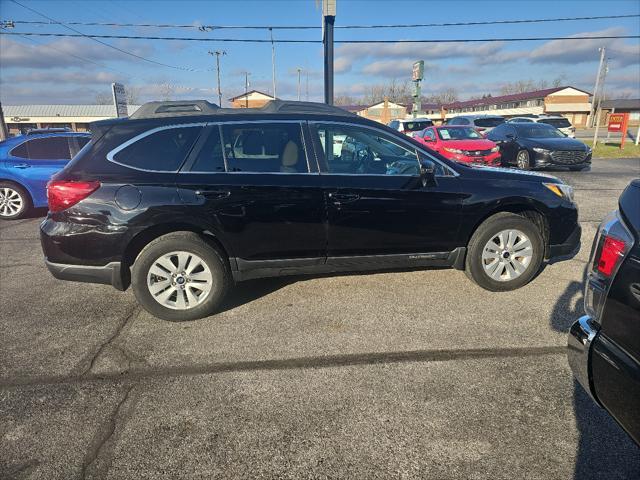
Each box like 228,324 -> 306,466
414,126 -> 501,165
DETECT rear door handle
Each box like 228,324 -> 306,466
12,163 -> 31,169
328,192 -> 360,203
195,189 -> 231,199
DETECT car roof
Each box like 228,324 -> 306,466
453,114 -> 505,119
0,131 -> 90,147
399,118 -> 432,122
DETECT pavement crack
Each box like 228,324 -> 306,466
74,306 -> 139,377
80,385 -> 135,480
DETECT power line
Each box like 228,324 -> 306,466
2,31 -> 639,44
9,0 -> 210,72
4,13 -> 639,30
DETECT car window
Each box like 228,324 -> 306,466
189,128 -> 225,172
222,123 -> 307,173
474,117 -> 504,128
538,118 -> 571,128
486,124 -> 508,140
515,124 -> 565,138
437,127 -> 482,140
315,124 -> 420,176
113,126 -> 202,171
423,129 -> 437,141
10,137 -> 72,160
401,120 -> 432,132
68,136 -> 90,158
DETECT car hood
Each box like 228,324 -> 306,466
441,139 -> 496,150
523,137 -> 588,151
458,163 -> 563,184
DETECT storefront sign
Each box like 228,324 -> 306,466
111,83 -> 129,118
608,112 -> 630,148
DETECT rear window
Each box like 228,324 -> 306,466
113,126 -> 201,171
538,118 -> 571,128
10,137 -> 72,160
402,120 -> 433,132
474,117 -> 504,128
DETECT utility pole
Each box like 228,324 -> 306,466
269,28 -> 277,99
0,102 -> 8,141
243,71 -> 250,108
323,0 -> 336,105
306,70 -> 309,101
589,47 -> 605,127
592,58 -> 609,147
208,50 -> 226,106
297,67 -> 303,101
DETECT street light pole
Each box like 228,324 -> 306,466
243,71 -> 250,108
208,50 -> 226,106
297,67 -> 302,101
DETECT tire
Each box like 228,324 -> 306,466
0,182 -> 31,220
465,212 -> 544,292
515,149 -> 531,170
131,232 -> 231,321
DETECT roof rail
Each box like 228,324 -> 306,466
259,100 -> 357,116
129,100 -> 219,119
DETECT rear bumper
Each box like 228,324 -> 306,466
45,258 -> 128,291
548,222 -> 581,262
568,315 -> 600,402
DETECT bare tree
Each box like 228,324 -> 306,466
334,95 -> 361,106
126,86 -> 141,105
95,93 -> 111,105
424,87 -> 459,105
158,82 -> 176,101
362,79 -> 413,105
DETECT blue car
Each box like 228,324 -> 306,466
0,131 -> 91,219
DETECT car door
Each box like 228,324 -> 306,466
309,122 -> 464,266
177,121 -> 326,270
5,135 -> 75,206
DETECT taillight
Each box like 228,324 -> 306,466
47,180 -> 100,212
596,236 -> 626,277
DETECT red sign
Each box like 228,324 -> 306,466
607,112 -> 630,148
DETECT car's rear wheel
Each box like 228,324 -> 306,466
516,150 -> 531,170
465,212 -> 544,291
132,232 -> 230,321
0,182 -> 31,220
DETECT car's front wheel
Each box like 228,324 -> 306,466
465,212 -> 544,291
0,182 -> 31,220
516,149 -> 531,170
132,232 -> 231,321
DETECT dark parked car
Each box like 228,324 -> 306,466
487,123 -> 591,171
0,131 -> 91,219
41,100 -> 580,321
446,115 -> 505,133
568,180 -> 640,445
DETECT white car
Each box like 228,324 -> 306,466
507,115 -> 576,138
387,118 -> 434,137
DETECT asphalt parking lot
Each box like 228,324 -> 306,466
1,157 -> 639,480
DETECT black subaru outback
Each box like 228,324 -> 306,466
41,100 -> 580,321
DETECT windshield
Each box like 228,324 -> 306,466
437,127 -> 483,140
474,117 -> 504,128
538,118 -> 571,128
402,121 -> 432,132
515,124 -> 566,138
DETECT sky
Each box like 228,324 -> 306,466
0,0 -> 639,106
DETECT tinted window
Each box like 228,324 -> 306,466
474,117 -> 504,128
68,136 -> 90,158
189,128 -> 225,172
401,120 -> 433,132
486,124 -> 510,140
515,124 -> 565,138
316,124 -> 419,176
10,137 -> 71,160
113,126 -> 201,171
222,123 -> 307,173
538,118 -> 571,128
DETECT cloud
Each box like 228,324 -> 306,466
2,70 -> 126,85
0,37 -> 156,69
529,27 -> 640,67
361,60 -> 438,78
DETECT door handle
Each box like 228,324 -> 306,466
194,189 -> 231,199
328,192 -> 360,203
12,163 -> 31,169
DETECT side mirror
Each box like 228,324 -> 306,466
420,160 -> 436,187
423,136 -> 435,142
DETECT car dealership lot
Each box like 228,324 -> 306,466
1,158 -> 639,479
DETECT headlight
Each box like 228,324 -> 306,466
490,146 -> 499,153
543,182 -> 574,202
444,147 -> 463,154
533,147 -> 551,154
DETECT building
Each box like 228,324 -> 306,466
599,98 -> 640,126
3,104 -> 141,136
228,90 -> 275,109
440,86 -> 592,127
337,100 -> 407,123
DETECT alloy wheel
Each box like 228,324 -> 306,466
481,229 -> 533,282
0,187 -> 24,218
516,151 -> 530,170
147,251 -> 213,310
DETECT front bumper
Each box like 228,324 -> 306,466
445,152 -> 501,166
568,315 -> 600,402
534,150 -> 592,169
548,222 -> 581,262
45,258 -> 128,291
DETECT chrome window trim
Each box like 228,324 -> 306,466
106,122 -> 207,173
308,120 -> 459,177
